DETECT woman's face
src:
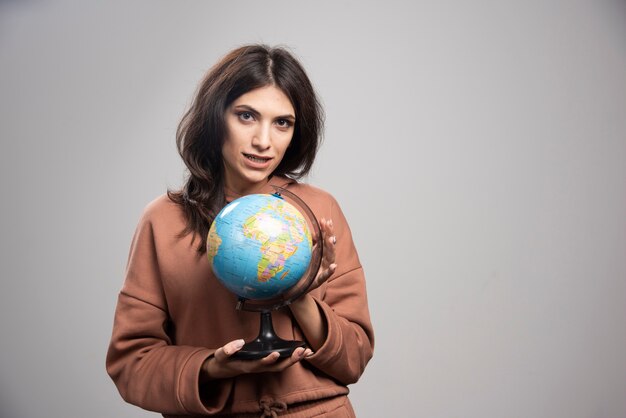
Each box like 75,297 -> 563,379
222,85 -> 295,195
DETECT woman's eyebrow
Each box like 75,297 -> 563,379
276,114 -> 296,122
233,104 -> 295,121
233,104 -> 261,116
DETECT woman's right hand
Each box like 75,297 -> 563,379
200,339 -> 313,382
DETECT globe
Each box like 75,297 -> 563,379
207,192 -> 313,301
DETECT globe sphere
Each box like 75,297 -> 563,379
207,193 -> 313,300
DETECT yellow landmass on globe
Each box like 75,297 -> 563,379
207,225 -> 222,263
256,238 -> 298,282
243,204 -> 306,283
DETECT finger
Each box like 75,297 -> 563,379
315,264 -> 336,285
263,347 -> 304,365
318,220 -> 335,262
214,339 -> 245,362
311,218 -> 326,248
324,234 -> 337,266
319,218 -> 330,236
324,218 -> 334,236
257,351 -> 281,366
290,346 -> 307,361
319,217 -> 328,237
265,348 -> 306,371
327,233 -> 337,253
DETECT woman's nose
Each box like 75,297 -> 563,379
251,124 -> 271,149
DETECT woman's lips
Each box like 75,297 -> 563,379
243,153 -> 273,168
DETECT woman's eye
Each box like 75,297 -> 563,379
238,112 -> 254,121
276,119 -> 292,128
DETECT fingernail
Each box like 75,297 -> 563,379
329,219 -> 333,228
305,350 -> 315,357
332,236 -> 337,245
234,339 -> 245,349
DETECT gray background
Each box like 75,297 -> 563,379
1,1 -> 625,417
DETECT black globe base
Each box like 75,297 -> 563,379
232,311 -> 306,360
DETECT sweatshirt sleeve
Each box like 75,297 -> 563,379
305,196 -> 375,384
105,208 -> 232,415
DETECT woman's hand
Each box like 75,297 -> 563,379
200,339 -> 313,382
284,218 -> 337,351
308,217 -> 337,292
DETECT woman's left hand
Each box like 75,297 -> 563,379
308,217 -> 337,292
287,217 -> 337,350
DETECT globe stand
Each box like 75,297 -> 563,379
232,310 -> 305,360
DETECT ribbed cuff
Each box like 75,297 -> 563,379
177,348 -> 233,415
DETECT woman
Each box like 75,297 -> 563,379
106,44 -> 374,417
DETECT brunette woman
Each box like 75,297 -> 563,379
106,44 -> 374,417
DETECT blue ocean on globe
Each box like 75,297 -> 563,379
207,193 -> 313,300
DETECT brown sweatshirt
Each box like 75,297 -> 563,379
106,176 -> 374,416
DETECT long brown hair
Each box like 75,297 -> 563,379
168,45 -> 324,253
